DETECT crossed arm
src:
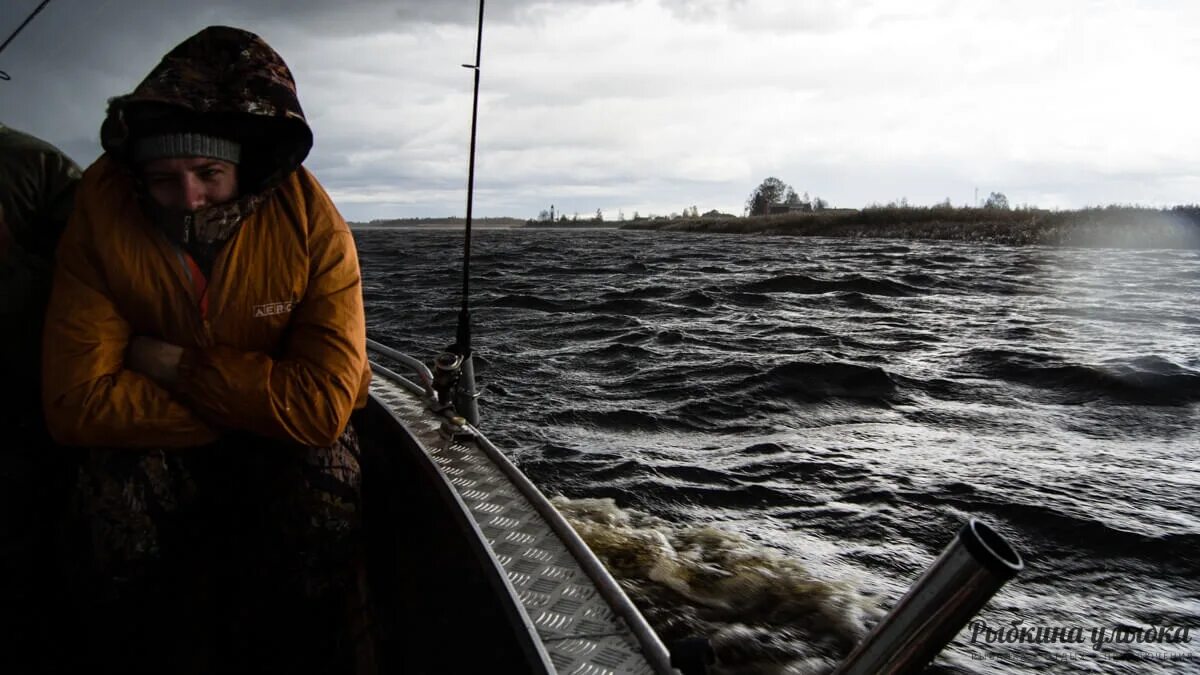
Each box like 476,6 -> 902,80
43,179 -> 367,449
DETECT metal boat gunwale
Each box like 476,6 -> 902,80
367,342 -> 676,673
362,359 -> 557,673
466,409 -> 675,672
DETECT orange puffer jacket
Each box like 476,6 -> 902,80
42,154 -> 369,448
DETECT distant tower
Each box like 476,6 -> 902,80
550,204 -> 555,221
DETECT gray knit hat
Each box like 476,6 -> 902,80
131,132 -> 241,164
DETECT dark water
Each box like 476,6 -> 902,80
356,228 -> 1200,674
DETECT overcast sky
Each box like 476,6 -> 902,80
2,0 -> 1198,221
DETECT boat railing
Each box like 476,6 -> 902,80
365,338 -> 681,673
468,423 -> 678,674
366,338 -> 435,395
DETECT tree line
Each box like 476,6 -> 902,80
744,177 -> 1014,215
529,179 -> 1016,225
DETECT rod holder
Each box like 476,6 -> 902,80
455,350 -> 480,427
833,519 -> 1023,675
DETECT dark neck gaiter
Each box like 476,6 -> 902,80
141,190 -> 267,276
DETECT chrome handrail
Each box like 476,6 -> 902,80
468,427 -> 677,674
366,337 -> 435,389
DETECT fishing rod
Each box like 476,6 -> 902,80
458,0 -> 484,354
434,0 -> 485,426
0,0 -> 53,80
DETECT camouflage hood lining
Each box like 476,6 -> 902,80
100,25 -> 313,195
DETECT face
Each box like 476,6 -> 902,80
143,157 -> 239,211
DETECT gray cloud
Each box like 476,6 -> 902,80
3,0 -> 1199,222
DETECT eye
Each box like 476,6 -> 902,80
197,167 -> 221,180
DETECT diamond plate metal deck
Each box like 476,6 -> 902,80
369,370 -> 660,675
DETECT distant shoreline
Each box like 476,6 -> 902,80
349,207 -> 1200,249
520,223 -> 621,230
350,224 -> 520,230
349,218 -> 623,231
349,217 -> 525,230
620,206 -> 1200,249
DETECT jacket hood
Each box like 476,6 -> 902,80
100,25 -> 313,195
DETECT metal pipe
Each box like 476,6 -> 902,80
366,338 -> 434,389
469,427 -> 676,674
367,361 -> 424,398
833,519 -> 1024,675
454,351 -> 480,426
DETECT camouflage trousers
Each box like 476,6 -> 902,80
78,423 -> 362,591
72,423 -> 371,674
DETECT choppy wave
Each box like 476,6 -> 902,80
737,273 -> 923,296
750,362 -> 898,401
601,285 -> 675,300
963,348 -> 1200,404
483,293 -> 572,312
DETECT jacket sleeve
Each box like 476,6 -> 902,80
34,145 -> 82,258
174,188 -> 368,448
42,191 -> 221,447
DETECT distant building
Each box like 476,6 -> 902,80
768,203 -> 812,215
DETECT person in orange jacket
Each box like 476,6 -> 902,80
41,26 -> 372,671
